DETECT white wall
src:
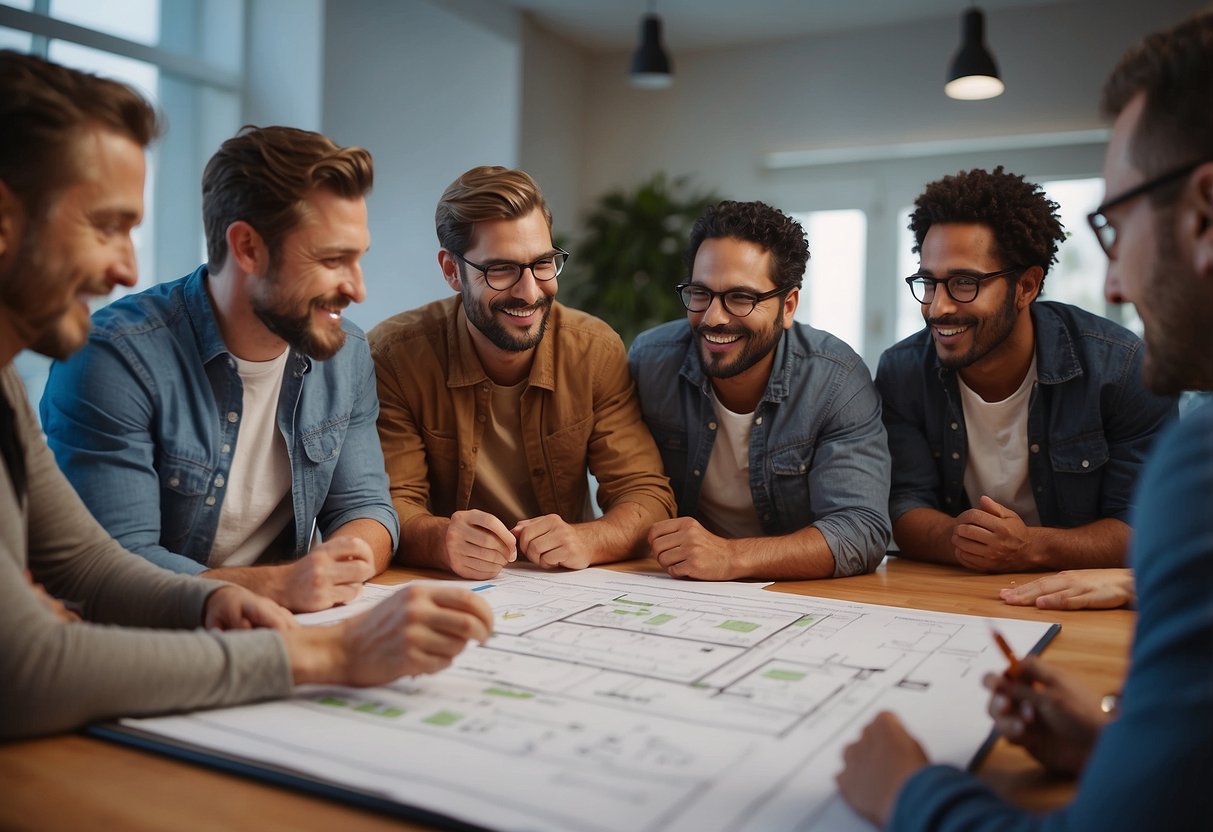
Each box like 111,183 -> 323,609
322,0 -> 522,332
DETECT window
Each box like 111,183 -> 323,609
1,0 -> 244,411
793,210 -> 867,358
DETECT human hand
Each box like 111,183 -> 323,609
337,584 -> 494,685
647,517 -> 737,580
445,510 -> 517,578
279,537 -> 376,612
953,496 -> 1037,572
984,655 -> 1110,776
836,711 -> 929,827
24,570 -> 81,622
1000,569 -> 1135,610
203,584 -> 297,631
513,514 -> 593,570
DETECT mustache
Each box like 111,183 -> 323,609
311,295 -> 350,311
493,296 -> 553,313
926,315 -> 977,328
695,324 -> 745,337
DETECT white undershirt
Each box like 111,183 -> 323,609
209,349 -> 294,567
697,392 -> 763,539
958,355 -> 1042,526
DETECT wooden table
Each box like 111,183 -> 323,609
0,557 -> 1134,831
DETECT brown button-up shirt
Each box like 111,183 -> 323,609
369,297 -> 675,549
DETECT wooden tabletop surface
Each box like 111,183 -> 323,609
0,557 -> 1134,830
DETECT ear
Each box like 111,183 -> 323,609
439,249 -> 462,293
781,286 -> 799,329
226,220 -> 268,275
1187,162 -> 1213,282
1016,265 -> 1043,308
0,180 -> 26,267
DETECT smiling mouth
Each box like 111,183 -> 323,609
499,304 -> 543,319
933,325 -> 970,337
702,332 -> 741,345
315,302 -> 346,322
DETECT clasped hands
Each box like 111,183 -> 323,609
443,509 -> 597,579
952,495 -> 1037,572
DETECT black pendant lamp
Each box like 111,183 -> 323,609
945,7 -> 1004,100
630,4 -> 673,89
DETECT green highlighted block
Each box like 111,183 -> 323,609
424,710 -> 463,727
793,615 -> 817,627
486,687 -> 535,699
646,614 -> 674,625
718,619 -> 760,633
613,609 -> 648,616
354,703 -> 406,718
613,597 -> 654,607
316,696 -> 347,708
764,668 -> 806,682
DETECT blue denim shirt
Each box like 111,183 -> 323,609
876,301 -> 1177,527
40,266 -> 399,574
628,320 -> 891,576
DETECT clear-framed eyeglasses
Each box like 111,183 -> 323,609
452,247 -> 569,291
675,283 -> 790,317
904,267 -> 1023,304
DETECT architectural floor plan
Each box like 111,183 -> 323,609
115,568 -> 1057,832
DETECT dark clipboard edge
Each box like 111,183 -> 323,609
965,621 -> 1063,772
85,721 -> 493,832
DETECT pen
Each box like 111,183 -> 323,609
990,628 -> 1021,680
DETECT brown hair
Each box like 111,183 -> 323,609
202,125 -> 374,269
0,50 -> 159,215
1101,12 -> 1213,180
435,165 -> 552,255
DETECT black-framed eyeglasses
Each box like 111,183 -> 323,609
905,267 -> 1022,304
675,283 -> 790,317
452,247 -> 569,291
1087,158 -> 1209,259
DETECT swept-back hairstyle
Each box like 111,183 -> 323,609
1101,12 -> 1213,183
909,166 -> 1065,285
686,200 -> 809,291
0,50 -> 158,215
435,166 -> 552,255
202,125 -> 373,269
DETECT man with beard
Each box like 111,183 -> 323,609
1,52 -> 492,739
837,12 -> 1213,829
628,201 -> 891,580
876,167 -> 1175,573
40,126 -> 399,612
370,166 -> 674,579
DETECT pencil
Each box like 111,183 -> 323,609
990,628 -> 1021,680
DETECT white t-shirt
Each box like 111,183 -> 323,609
208,349 -> 294,567
958,356 -> 1042,526
697,392 -> 764,539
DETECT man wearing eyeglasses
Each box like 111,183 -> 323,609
628,200 -> 891,580
838,13 -> 1213,829
876,167 -> 1176,573
369,166 -> 675,579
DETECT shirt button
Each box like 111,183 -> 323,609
1081,459 -> 1090,468
1030,444 -> 1041,453
951,452 -> 960,460
945,497 -> 952,504
221,444 -> 231,454
481,383 -> 490,392
214,475 -> 225,487
532,468 -> 545,477
168,477 -> 180,487
707,421 -> 717,431
950,422 -> 958,430
799,464 -> 806,473
693,469 -> 702,477
226,411 -> 239,423
478,414 -> 486,423
205,496 -> 216,506
755,417 -> 763,425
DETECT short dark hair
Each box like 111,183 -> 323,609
202,125 -> 374,270
0,50 -> 159,216
1101,12 -> 1213,182
686,200 -> 809,291
435,165 -> 552,255
909,166 -> 1065,284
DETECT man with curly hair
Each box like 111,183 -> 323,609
629,200 -> 891,580
876,167 -> 1175,573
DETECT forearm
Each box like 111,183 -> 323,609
577,502 -> 650,564
731,526 -> 836,580
1025,518 -> 1130,569
398,513 -> 455,571
200,563 -> 289,604
892,508 -> 960,565
330,518 -> 393,574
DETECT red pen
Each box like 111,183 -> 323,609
991,628 -> 1022,680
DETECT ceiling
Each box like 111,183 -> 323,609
486,0 -> 1073,52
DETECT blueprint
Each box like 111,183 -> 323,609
117,568 -> 1057,832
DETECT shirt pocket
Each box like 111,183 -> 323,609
159,457 -> 211,551
768,445 -> 813,530
420,426 -> 460,515
545,414 -> 592,505
1049,432 -> 1109,523
301,413 -> 351,488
